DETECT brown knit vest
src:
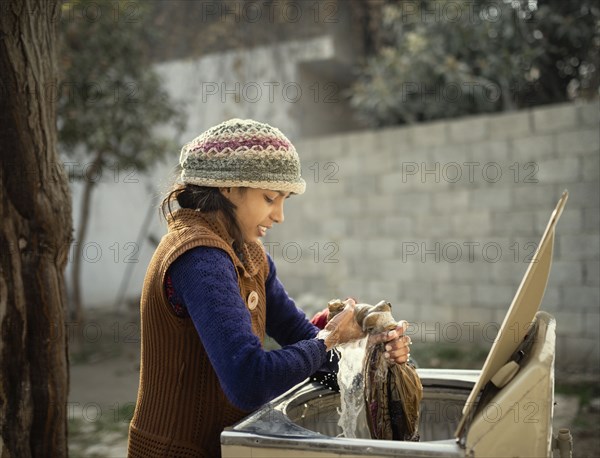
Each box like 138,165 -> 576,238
127,209 -> 269,458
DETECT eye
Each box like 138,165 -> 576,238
264,195 -> 275,204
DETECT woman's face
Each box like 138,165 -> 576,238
224,187 -> 290,243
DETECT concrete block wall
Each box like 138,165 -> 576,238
266,100 -> 600,375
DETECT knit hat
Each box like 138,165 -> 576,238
179,118 -> 306,194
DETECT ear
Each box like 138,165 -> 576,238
219,187 -> 231,196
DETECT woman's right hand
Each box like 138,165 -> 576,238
316,298 -> 365,351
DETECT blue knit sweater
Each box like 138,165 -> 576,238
166,246 -> 329,411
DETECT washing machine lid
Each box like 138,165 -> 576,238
454,190 -> 568,439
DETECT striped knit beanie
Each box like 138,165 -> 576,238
179,118 -> 306,194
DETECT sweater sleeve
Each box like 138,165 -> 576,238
167,246 -> 328,412
265,253 -> 321,346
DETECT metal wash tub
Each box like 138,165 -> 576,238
222,192 -> 569,458
222,369 -> 478,457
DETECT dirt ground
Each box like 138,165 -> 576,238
68,309 -> 600,457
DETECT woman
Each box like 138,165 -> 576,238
127,119 -> 410,457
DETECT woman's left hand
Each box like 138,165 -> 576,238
368,320 -> 412,364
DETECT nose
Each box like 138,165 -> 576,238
271,200 -> 285,224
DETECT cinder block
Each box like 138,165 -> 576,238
433,283 -> 472,306
308,177 -> 345,198
393,146 -> 430,166
473,284 -> 516,308
334,155 -> 363,178
417,303 -> 455,327
566,181 -> 600,209
584,260 -> 600,286
316,133 -> 348,158
535,207 -> 582,234
334,197 -> 362,216
366,238 -> 398,259
532,103 -> 578,133
558,234 -> 600,261
449,115 -> 490,143
339,238 -> 365,258
583,207 -> 599,231
364,280 -> 400,304
338,278 -> 366,300
417,215 -> 453,238
412,256 -> 452,281
351,259 -> 378,278
452,211 -> 492,235
578,101 -> 600,127
390,299 -> 421,322
469,187 -> 512,210
562,285 -> 600,310
469,140 -> 510,162
433,189 -> 470,212
403,281 -> 434,306
391,161 -> 454,190
344,129 -> 380,158
582,153 -> 599,182
490,110 -> 532,140
491,211 -> 536,236
303,198 -> 334,220
512,134 -> 555,159
349,219 -> 372,238
511,184 -> 559,209
548,260 -> 584,286
295,139 -> 321,161
376,216 -> 413,237
344,175 -> 378,196
556,129 -> 600,155
412,120 -> 449,148
380,125 -> 414,156
381,171 -> 409,192
553,311 -> 584,337
428,144 -> 471,165
453,307 -> 496,343
540,286 -> 561,311
362,150 -> 394,174
395,192 -> 432,213
557,336 -> 599,374
536,157 -> 579,183
321,218 -> 348,238
361,194 -> 396,217
490,260 -> 529,286
583,312 -> 600,339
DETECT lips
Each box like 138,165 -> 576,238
258,225 -> 269,237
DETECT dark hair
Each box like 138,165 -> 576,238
161,184 -> 247,256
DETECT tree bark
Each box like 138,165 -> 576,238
0,1 -> 72,456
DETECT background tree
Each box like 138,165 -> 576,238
0,0 -> 71,455
349,0 -> 599,126
58,0 -> 185,322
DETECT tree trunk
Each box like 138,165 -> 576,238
71,151 -> 102,323
0,1 -> 72,456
